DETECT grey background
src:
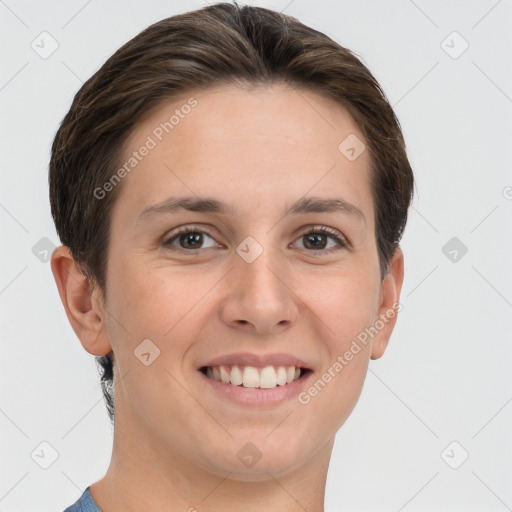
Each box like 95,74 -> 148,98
1,0 -> 511,510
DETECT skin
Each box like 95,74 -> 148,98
51,83 -> 404,512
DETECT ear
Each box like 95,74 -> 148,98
370,246 -> 404,360
50,245 -> 112,356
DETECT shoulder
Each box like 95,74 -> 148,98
62,486 -> 102,512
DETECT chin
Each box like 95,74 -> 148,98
197,433 -> 317,481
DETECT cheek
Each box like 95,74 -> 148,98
304,348 -> 370,437
112,259 -> 206,340
104,263 -> 207,412
298,271 -> 377,421
307,267 -> 380,340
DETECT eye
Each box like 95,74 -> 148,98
163,226 -> 220,251
162,224 -> 349,254
292,225 -> 349,253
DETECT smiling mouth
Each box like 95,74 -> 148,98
199,364 -> 312,389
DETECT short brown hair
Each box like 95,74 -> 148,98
49,1 -> 414,424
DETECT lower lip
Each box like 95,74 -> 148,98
199,370 -> 313,406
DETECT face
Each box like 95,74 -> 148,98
91,83 -> 402,480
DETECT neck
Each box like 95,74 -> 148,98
90,410 -> 333,512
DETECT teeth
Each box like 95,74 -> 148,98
243,366 -> 260,388
220,365 -> 230,383
259,366 -> 277,388
276,366 -> 287,386
204,364 -> 304,389
230,364 -> 243,386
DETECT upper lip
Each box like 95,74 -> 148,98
199,352 -> 312,370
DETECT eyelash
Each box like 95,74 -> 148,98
163,224 -> 349,254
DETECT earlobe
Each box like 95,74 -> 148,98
370,246 -> 404,360
50,245 -> 112,356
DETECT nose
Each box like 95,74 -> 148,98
219,241 -> 300,335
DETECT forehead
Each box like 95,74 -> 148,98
113,83 -> 373,226
130,82 -> 364,147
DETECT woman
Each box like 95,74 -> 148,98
50,2 -> 414,510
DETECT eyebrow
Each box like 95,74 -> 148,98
138,195 -> 365,224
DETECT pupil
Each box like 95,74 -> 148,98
182,232 -> 202,249
305,233 -> 326,250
